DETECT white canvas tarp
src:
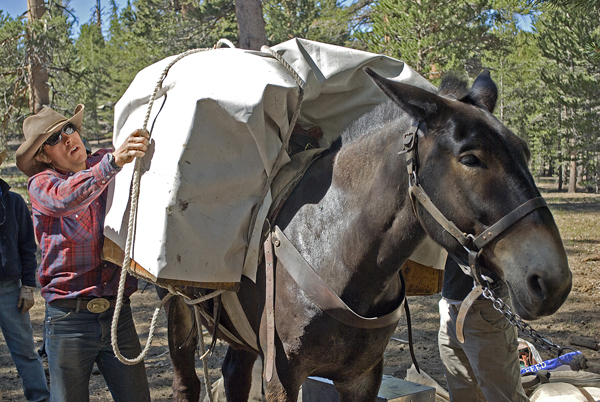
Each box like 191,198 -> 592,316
104,38 -> 439,284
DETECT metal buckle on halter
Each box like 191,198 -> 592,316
398,122 -> 420,155
86,298 -> 110,313
407,171 -> 418,187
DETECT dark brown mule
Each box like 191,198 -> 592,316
157,69 -> 572,401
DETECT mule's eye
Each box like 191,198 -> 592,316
460,155 -> 482,167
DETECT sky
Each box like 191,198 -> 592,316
0,0 -> 128,36
1,0 -> 533,36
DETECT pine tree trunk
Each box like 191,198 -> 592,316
568,157 -> 577,193
27,0 -> 49,113
235,0 -> 267,50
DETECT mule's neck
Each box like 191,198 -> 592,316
332,118 -> 427,276
280,117 -> 428,317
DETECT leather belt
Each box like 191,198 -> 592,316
50,297 -> 128,313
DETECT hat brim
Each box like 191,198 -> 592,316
16,104 -> 84,177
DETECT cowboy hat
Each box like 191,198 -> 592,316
16,104 -> 84,177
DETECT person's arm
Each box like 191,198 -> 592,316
28,129 -> 149,217
14,193 -> 37,313
15,193 -> 37,287
28,155 -> 117,217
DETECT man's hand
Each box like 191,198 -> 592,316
113,128 -> 150,167
18,286 -> 35,314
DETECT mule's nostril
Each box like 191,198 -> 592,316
527,274 -> 546,300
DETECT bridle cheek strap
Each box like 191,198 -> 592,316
409,184 -> 471,248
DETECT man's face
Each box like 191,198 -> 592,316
36,125 -> 88,173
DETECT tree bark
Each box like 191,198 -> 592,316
234,0 -> 267,50
27,0 -> 50,113
568,156 -> 577,193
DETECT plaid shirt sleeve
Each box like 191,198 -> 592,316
29,150 -> 117,218
29,150 -> 137,302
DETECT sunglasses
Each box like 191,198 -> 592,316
44,123 -> 77,147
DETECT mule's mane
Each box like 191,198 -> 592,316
340,73 -> 490,148
437,74 -> 470,99
340,101 -> 404,146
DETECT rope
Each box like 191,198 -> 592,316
195,305 -> 214,402
243,45 -> 306,246
111,44 -> 222,365
182,289 -> 226,305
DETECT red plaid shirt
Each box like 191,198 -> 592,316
28,149 -> 137,303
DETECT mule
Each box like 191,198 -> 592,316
157,68 -> 572,402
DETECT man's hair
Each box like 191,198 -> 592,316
34,146 -> 53,171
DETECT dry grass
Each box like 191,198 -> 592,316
1,179 -> 598,401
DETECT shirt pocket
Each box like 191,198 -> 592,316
61,212 -> 96,244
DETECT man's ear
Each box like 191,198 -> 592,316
35,152 -> 52,164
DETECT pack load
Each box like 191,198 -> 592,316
103,38 -> 444,287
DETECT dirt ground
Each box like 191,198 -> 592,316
1,180 -> 598,401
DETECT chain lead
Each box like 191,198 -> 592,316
481,287 -> 562,354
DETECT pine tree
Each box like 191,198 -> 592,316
0,1 -> 77,160
536,6 -> 600,192
264,0 -> 354,46
356,0 -> 492,79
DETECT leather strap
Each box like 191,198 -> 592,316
455,286 -> 484,343
221,291 -> 259,351
403,291 -> 420,373
521,370 -> 550,390
264,232 -> 276,382
409,184 -> 472,248
272,226 -> 405,329
576,386 -> 596,402
473,197 -> 547,249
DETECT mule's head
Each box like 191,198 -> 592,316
365,68 -> 571,320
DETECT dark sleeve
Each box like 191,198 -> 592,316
14,193 -> 38,287
441,257 -> 475,301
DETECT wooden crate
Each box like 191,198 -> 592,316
401,260 -> 444,296
101,238 -> 239,291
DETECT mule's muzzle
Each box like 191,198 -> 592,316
506,268 -> 572,320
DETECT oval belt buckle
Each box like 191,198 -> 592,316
87,298 -> 110,313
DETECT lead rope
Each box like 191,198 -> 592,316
109,39 -> 306,395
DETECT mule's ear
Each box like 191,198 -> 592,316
364,67 -> 445,120
470,70 -> 497,113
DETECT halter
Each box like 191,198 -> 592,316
400,121 -> 548,287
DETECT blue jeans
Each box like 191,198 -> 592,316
0,280 -> 50,402
45,301 -> 150,402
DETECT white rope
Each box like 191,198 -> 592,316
194,305 -> 214,402
182,289 -> 226,305
243,45 -> 306,248
111,45 -> 221,365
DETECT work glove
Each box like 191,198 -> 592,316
18,285 -> 35,314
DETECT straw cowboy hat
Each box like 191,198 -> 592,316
16,104 -> 84,177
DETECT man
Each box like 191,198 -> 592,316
16,104 -> 151,402
0,152 -> 50,402
438,257 -> 528,401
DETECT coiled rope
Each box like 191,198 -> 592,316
109,39 -> 305,400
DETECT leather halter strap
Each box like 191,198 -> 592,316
264,232 -> 276,382
403,121 -> 550,344
403,121 -> 549,257
473,196 -> 547,249
272,226 -> 406,329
